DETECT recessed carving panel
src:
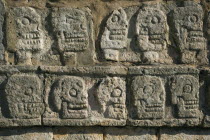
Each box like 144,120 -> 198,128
170,1 -> 208,64
131,76 -> 165,119
136,7 -> 172,64
9,7 -> 45,65
52,8 -> 95,66
5,74 -> 44,119
169,75 -> 199,118
101,8 -> 128,61
51,76 -> 88,119
97,77 -> 126,120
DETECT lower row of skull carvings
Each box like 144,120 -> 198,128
4,75 -> 199,120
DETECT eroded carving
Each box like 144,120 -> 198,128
101,8 -> 128,61
171,1 -> 208,64
5,75 -> 44,119
97,77 -> 126,119
170,75 -> 199,118
52,8 -> 89,65
136,6 -> 172,64
13,7 -> 44,65
52,76 -> 88,119
131,76 -> 165,119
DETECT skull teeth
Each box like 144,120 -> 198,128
145,107 -> 163,112
22,33 -> 40,39
185,100 -> 199,105
22,40 -> 41,45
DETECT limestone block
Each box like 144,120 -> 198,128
97,77 -> 126,120
52,8 -> 95,66
43,73 -> 126,126
0,128 -> 53,140
136,6 -> 172,64
53,127 -> 103,140
7,7 -> 46,65
131,76 -> 165,119
101,8 -> 128,61
0,74 -> 45,126
170,1 -> 208,64
160,128 -> 210,140
169,75 -> 200,118
104,127 -> 157,140
51,76 -> 88,119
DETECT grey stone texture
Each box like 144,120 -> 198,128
2,0 -> 210,139
52,8 -> 95,66
0,0 -> 4,63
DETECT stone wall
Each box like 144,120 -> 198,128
1,0 -> 210,139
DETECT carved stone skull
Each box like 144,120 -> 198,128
101,8 -> 128,61
5,75 -> 44,119
97,77 -> 126,119
131,76 -> 165,119
136,7 -> 168,63
170,75 -> 199,118
14,7 -> 44,64
52,76 -> 88,119
53,8 -> 88,52
172,1 -> 207,64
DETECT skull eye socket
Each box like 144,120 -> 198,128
183,84 -> 192,93
151,16 -> 160,24
69,88 -> 77,97
143,85 -> 154,94
111,14 -> 120,22
80,23 -> 86,30
111,88 -> 122,97
188,15 -> 198,23
24,87 -> 33,96
21,17 -> 30,26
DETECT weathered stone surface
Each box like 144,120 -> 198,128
52,8 -> 95,66
170,1 -> 208,64
169,75 -> 200,118
5,74 -> 44,119
136,5 -> 172,64
104,127 -> 157,140
0,0 -> 5,63
43,75 -> 126,126
0,127 -> 53,140
7,7 -> 46,65
101,8 -> 128,61
97,77 -> 126,119
131,76 -> 165,119
51,76 -> 88,119
0,74 -> 45,127
160,128 -> 210,140
53,127 -> 103,140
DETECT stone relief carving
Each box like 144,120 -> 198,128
51,76 -> 88,119
131,76 -> 165,119
171,1 -> 208,64
136,6 -> 172,64
5,75 -> 44,119
52,8 -> 94,66
170,75 -> 199,118
12,7 -> 44,65
97,77 -> 126,119
101,8 -> 128,61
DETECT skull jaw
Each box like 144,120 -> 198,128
8,103 -> 44,119
61,102 -> 88,119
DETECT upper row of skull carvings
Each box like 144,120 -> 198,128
6,1 -> 210,65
